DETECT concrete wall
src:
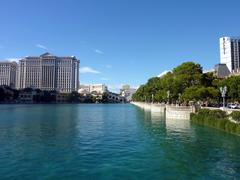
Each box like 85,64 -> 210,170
151,104 -> 165,113
131,102 -> 165,113
165,105 -> 195,120
131,102 -> 195,120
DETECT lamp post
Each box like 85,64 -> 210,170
178,93 -> 181,106
220,86 -> 227,108
167,90 -> 170,104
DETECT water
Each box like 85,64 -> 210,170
0,104 -> 240,179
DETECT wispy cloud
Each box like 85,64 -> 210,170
94,49 -> 104,54
36,44 -> 48,50
132,85 -> 140,90
5,58 -> 21,62
80,67 -> 101,74
108,84 -> 123,93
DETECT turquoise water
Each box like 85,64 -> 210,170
0,104 -> 240,179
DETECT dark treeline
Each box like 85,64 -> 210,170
0,86 -> 110,104
132,62 -> 240,105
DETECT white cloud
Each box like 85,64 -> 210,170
108,84 -> 122,93
36,44 -> 48,50
132,85 -> 140,90
94,49 -> 104,54
107,84 -> 139,93
105,65 -> 112,69
158,70 -> 171,77
79,67 -> 101,74
5,58 -> 21,62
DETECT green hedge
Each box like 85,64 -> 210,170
230,111 -> 240,122
190,109 -> 240,136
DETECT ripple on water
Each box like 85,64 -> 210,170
0,104 -> 239,179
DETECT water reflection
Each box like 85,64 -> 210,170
150,111 -> 164,121
138,107 -> 240,179
0,104 -> 240,179
165,118 -> 191,133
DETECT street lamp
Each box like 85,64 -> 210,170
167,90 -> 170,104
220,86 -> 227,108
178,93 -> 181,105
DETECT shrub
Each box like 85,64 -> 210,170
209,110 -> 227,119
197,109 -> 227,119
230,111 -> 240,122
191,109 -> 240,136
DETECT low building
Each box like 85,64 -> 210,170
90,84 -> 108,94
214,64 -> 230,78
79,85 -> 90,92
78,84 -> 108,95
56,93 -> 69,103
120,85 -> 137,102
18,90 -> 39,103
203,69 -> 215,74
78,88 -> 90,95
78,85 -> 91,95
122,85 -> 130,90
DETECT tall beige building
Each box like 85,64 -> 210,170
18,53 -> 80,93
0,61 -> 17,88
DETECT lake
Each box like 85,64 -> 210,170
0,104 -> 239,179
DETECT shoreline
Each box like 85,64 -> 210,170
190,108 -> 240,136
131,102 -> 195,120
0,102 -> 130,105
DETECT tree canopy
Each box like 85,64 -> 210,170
132,61 -> 240,104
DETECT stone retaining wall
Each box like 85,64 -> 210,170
131,102 -> 195,120
165,105 -> 195,120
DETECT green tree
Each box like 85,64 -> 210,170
67,91 -> 80,103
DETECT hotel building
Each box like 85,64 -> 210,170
220,37 -> 240,72
120,85 -> 137,102
78,84 -> 108,94
17,53 -> 80,93
0,61 -> 17,88
90,84 -> 108,94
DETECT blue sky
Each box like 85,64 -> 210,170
0,0 -> 239,92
